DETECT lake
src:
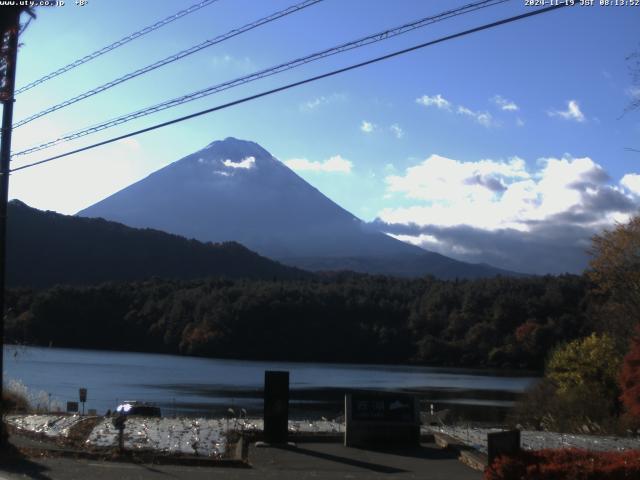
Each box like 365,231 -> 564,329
3,345 -> 538,422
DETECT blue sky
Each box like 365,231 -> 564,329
7,0 -> 640,274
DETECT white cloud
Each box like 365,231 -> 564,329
416,93 -> 496,127
299,93 -> 346,111
360,121 -> 375,133
416,94 -> 451,110
626,86 -> 640,99
375,154 -> 638,273
384,154 -> 529,229
492,95 -> 519,111
456,106 -> 495,127
621,173 -> 640,195
516,118 -> 525,127
222,156 -> 255,169
284,155 -> 352,174
390,124 -> 404,139
548,100 -> 585,122
210,54 -> 254,72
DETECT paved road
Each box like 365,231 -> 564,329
0,443 -> 482,479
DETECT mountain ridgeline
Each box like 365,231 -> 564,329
7,200 -> 307,288
78,137 -> 519,279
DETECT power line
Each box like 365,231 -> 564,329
13,0 -> 323,128
10,2 -> 571,173
13,0 -> 507,157
15,0 -> 222,95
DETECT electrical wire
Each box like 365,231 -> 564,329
12,0 -> 507,157
13,0 -> 323,128
10,2 -> 572,173
15,0 -> 222,95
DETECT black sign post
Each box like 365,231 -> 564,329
487,429 -> 520,465
263,370 -> 289,444
66,401 -> 79,413
79,388 -> 87,415
112,414 -> 127,453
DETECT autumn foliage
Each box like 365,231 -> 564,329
588,216 -> 640,339
620,327 -> 640,420
546,333 -> 621,401
484,448 -> 640,480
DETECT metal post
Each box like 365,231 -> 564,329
0,8 -> 20,448
264,371 -> 289,444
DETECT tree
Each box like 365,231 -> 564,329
547,333 -> 622,412
587,215 -> 640,339
620,327 -> 640,420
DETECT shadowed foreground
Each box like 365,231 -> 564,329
0,441 -> 481,480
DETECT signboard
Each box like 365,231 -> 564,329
345,391 -> 419,448
264,370 -> 289,444
79,388 -> 87,403
351,394 -> 415,422
66,401 -> 79,413
488,430 -> 520,464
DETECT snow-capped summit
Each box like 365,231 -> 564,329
78,137 -> 418,259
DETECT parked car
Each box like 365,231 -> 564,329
115,401 -> 161,417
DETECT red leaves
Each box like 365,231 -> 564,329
620,328 -> 640,419
514,321 -> 538,344
484,449 -> 640,480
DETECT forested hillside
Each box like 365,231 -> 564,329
7,200 -> 307,287
6,273 -> 593,369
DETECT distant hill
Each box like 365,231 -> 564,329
78,137 -> 520,279
283,253 -> 521,280
6,200 -> 307,288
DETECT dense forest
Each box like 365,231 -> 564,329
5,273 -> 594,370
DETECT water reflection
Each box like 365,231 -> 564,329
4,345 -> 539,421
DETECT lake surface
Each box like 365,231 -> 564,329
3,345 -> 538,421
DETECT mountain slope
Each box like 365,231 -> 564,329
79,137 -> 422,259
78,137 -> 519,278
7,200 -> 307,288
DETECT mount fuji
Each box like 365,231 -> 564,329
78,137 -> 517,278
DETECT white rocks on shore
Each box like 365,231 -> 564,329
6,414 -> 344,457
6,414 -> 84,439
86,417 -> 226,457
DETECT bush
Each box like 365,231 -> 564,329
546,333 -> 622,418
1,389 -> 29,413
512,333 -> 624,433
510,378 -> 621,434
2,379 -> 59,414
484,448 -> 640,480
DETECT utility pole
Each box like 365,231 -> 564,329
0,7 -> 21,448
